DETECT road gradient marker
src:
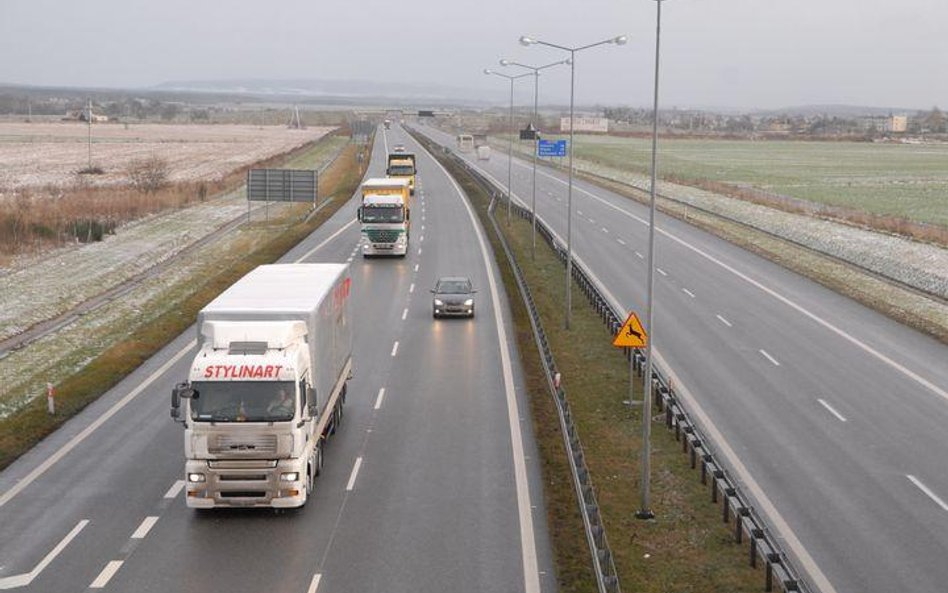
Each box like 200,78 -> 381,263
89,560 -> 123,589
346,457 -> 363,491
817,399 -> 847,422
374,388 -> 386,410
390,342 -> 399,357
907,475 -> 948,512
716,314 -> 732,327
307,574 -> 322,593
163,480 -> 185,499
131,516 -> 159,539
760,349 -> 781,366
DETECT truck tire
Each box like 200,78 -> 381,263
315,443 -> 323,477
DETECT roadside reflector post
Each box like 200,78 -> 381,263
46,382 -> 55,415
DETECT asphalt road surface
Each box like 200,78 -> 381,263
413,122 -> 948,593
0,124 -> 555,593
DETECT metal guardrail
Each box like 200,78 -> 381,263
424,134 -> 812,593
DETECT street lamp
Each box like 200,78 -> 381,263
500,57 -> 570,260
636,0 -> 666,522
484,68 -> 532,224
520,34 -> 627,329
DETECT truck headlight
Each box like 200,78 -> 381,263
280,472 -> 299,482
464,299 -> 474,306
188,473 -> 206,483
434,299 -> 444,306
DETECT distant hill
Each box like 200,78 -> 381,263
753,104 -> 924,117
152,78 -> 502,107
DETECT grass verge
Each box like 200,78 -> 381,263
0,138 -> 367,470
416,132 -> 766,592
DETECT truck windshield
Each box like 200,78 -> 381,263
362,206 -> 405,223
190,381 -> 296,422
389,166 -> 414,175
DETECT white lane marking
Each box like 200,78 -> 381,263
374,388 -> 386,410
414,264 -> 419,272
418,247 -> 423,255
307,574 -> 322,593
391,341 -> 399,357
421,224 -> 425,230
422,215 -> 426,221
817,399 -> 848,423
131,516 -> 159,540
716,314 -> 733,327
297,219 -> 359,262
577,210 -> 583,216
163,480 -> 185,499
409,283 -> 415,293
759,349 -> 780,366
616,238 -> 626,246
656,267 -> 667,276
346,256 -> 353,263
588,218 -> 596,224
90,560 -> 123,589
907,475 -> 948,512
451,155 -> 840,593
345,457 -> 363,491
0,341 -> 196,509
0,520 -> 88,589
420,235 -> 424,242
682,288 -> 696,298
601,227 -> 609,234
401,308 -> 408,321
417,139 -> 541,593
635,251 -> 644,259
519,160 -> 948,403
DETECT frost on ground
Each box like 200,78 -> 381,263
0,123 -> 333,191
502,141 -> 948,299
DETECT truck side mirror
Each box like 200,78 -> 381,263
173,382 -> 196,399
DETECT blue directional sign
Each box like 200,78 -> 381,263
538,139 -> 567,157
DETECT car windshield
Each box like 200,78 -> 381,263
389,166 -> 414,175
190,381 -> 296,422
436,280 -> 471,294
362,206 -> 404,223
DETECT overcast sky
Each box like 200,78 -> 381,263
1,0 -> 945,110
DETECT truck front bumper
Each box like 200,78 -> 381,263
184,458 -> 306,509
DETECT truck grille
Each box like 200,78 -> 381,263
367,229 -> 400,243
210,434 -> 278,455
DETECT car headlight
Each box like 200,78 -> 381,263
188,473 -> 206,483
434,299 -> 444,306
464,299 -> 474,306
280,472 -> 299,482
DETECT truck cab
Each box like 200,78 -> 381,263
358,178 -> 411,257
386,153 -> 416,195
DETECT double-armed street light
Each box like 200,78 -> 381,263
499,57 -> 570,259
484,68 -> 532,224
519,34 -> 627,329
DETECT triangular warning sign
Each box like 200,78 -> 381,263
612,311 -> 648,348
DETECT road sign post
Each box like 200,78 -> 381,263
613,312 -> 648,405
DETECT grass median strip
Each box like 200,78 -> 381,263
417,133 -> 764,592
0,138 -> 367,470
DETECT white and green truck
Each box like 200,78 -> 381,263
358,177 -> 411,257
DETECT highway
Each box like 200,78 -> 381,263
412,122 -> 948,593
0,124 -> 555,593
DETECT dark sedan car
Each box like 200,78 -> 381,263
431,276 -> 476,318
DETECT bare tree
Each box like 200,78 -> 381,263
127,157 -> 170,193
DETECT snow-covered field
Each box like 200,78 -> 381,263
0,122 -> 333,191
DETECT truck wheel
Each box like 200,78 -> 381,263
315,444 -> 323,476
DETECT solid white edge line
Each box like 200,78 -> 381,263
0,341 -> 196,509
307,574 -> 322,593
401,308 -> 408,321
297,219 -> 358,262
760,349 -> 781,366
163,480 -> 185,499
817,399 -> 848,423
716,314 -> 733,327
345,457 -> 363,491
390,341 -> 399,357
89,560 -> 123,589
0,519 -> 90,589
374,388 -> 386,410
456,151 -> 837,593
414,136 -> 540,593
907,475 -> 948,512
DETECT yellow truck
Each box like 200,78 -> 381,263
386,153 -> 416,195
358,178 -> 411,257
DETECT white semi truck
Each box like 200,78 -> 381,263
170,263 -> 352,509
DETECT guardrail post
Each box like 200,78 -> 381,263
750,529 -> 763,568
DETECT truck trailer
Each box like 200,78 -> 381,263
358,178 -> 411,257
171,263 -> 353,509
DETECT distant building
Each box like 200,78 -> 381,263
886,115 -> 907,133
560,116 -> 609,133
